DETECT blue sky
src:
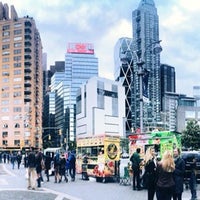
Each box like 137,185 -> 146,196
3,0 -> 200,96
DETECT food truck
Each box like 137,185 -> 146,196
76,135 -> 120,182
129,131 -> 181,159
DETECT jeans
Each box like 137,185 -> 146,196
189,172 -> 197,200
156,186 -> 174,200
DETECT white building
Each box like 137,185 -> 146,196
76,76 -> 126,138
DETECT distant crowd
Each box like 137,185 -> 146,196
0,148 -> 76,190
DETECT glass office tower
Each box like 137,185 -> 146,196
132,0 -> 162,131
65,43 -> 98,141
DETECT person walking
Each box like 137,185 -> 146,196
156,150 -> 175,200
59,154 -> 68,183
16,152 -> 22,169
130,148 -> 143,190
68,150 -> 76,181
27,147 -> 37,190
144,147 -> 157,200
35,150 -> 43,188
189,155 -> 198,200
173,148 -> 185,200
44,152 -> 52,182
53,152 -> 61,183
10,153 -> 16,169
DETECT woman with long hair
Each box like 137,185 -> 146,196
156,150 -> 175,200
144,146 -> 157,200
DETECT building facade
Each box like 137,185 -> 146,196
114,37 -> 134,136
0,3 -> 43,149
132,0 -> 162,132
65,43 -> 98,141
76,76 -> 125,138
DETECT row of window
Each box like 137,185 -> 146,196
3,63 -> 22,69
2,140 -> 20,146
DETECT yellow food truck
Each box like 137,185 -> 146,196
76,135 -> 120,183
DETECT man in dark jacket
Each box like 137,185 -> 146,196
27,147 -> 36,190
173,148 -> 185,200
130,148 -> 143,190
69,150 -> 76,181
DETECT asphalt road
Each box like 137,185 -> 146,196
0,162 -> 198,200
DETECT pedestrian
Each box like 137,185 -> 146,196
27,147 -> 37,190
189,155 -> 197,200
130,148 -> 143,190
3,153 -> 6,163
59,154 -> 68,183
68,150 -> 76,181
10,152 -> 16,169
16,152 -> 22,169
156,150 -> 175,200
143,146 -> 157,200
53,152 -> 61,183
173,148 -> 185,200
35,150 -> 43,188
44,152 -> 52,182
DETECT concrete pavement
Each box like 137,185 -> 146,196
0,162 -> 199,200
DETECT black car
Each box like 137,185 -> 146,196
181,151 -> 200,188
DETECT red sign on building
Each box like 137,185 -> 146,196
67,43 -> 94,54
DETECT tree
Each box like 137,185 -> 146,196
182,120 -> 200,150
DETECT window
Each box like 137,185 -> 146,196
14,63 -> 21,68
2,71 -> 9,76
2,31 -> 10,36
14,23 -> 22,28
2,44 -> 10,50
13,77 -> 22,82
3,123 -> 8,128
2,78 -> 9,83
3,25 -> 10,30
1,107 -> 9,112
2,64 -> 9,69
14,140 -> 20,146
14,49 -> 21,54
13,107 -> 22,112
2,38 -> 10,42
2,140 -> 8,146
14,69 -> 21,75
14,36 -> 22,41
14,123 -> 20,128
1,100 -> 9,105
13,84 -> 21,89
13,91 -> 21,97
14,131 -> 20,135
2,57 -> 9,62
14,29 -> 22,35
2,51 -> 10,56
2,131 -> 8,138
1,93 -> 9,98
14,56 -> 21,61
14,42 -> 22,47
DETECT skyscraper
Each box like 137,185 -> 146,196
114,37 -> 134,135
0,3 -> 43,149
65,43 -> 98,141
132,0 -> 162,131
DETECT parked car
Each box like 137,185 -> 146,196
181,151 -> 200,188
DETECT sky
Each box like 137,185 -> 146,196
2,0 -> 200,97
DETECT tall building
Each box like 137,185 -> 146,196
132,0 -> 162,131
114,37 -> 134,135
65,43 -> 98,141
0,3 -> 43,149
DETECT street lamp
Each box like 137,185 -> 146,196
135,40 -> 162,133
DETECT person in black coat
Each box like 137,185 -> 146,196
144,147 -> 157,200
44,152 -> 52,182
173,148 -> 185,200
